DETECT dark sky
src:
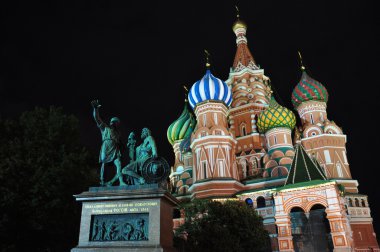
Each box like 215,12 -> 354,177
1,0 -> 379,234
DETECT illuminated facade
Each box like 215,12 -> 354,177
167,16 -> 379,252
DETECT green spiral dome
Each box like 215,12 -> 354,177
257,97 -> 296,133
167,103 -> 196,145
291,71 -> 329,108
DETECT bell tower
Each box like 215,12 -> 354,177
291,56 -> 354,190
225,12 -> 272,181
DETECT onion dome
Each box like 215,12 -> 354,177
188,69 -> 232,109
257,97 -> 296,133
291,71 -> 329,108
167,103 -> 196,145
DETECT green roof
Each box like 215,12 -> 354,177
285,144 -> 327,185
277,179 -> 332,191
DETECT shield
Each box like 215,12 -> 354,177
141,157 -> 170,184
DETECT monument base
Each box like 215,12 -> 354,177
71,245 -> 177,252
71,184 -> 179,252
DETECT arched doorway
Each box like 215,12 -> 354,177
290,207 -> 311,251
308,204 -> 333,251
290,205 -> 333,252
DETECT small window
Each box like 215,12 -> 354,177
202,161 -> 207,179
324,150 -> 331,163
257,196 -> 266,208
241,125 -> 247,136
310,114 -> 314,124
361,199 -> 366,207
245,198 -> 253,208
311,132 -> 316,136
201,132 -> 207,137
355,198 -> 360,207
348,198 -> 353,207
215,130 -> 221,135
336,163 -> 343,178
274,135 -> 277,144
218,160 -> 225,176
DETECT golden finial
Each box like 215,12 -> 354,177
235,5 -> 240,19
232,4 -> 247,32
183,85 -> 189,102
298,51 -> 306,71
204,49 -> 211,68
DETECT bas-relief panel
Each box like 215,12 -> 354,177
89,213 -> 149,242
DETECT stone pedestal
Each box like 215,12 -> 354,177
71,184 -> 179,252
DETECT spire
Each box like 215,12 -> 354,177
235,5 -> 240,19
232,6 -> 259,72
183,85 -> 189,102
285,144 -> 327,185
204,49 -> 211,69
298,51 -> 306,71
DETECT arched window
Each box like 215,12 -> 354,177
256,196 -> 266,208
336,162 -> 343,178
361,199 -> 366,207
202,161 -> 207,179
310,113 -> 314,124
218,160 -> 225,177
245,198 -> 253,208
241,125 -> 247,136
355,198 -> 360,207
348,198 -> 353,207
241,159 -> 248,179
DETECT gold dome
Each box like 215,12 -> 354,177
257,97 -> 296,133
232,20 -> 247,32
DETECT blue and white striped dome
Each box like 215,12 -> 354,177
188,70 -> 232,109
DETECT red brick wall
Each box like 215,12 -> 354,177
351,223 -> 379,249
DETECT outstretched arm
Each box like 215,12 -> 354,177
91,100 -> 105,130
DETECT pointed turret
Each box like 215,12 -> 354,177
285,144 -> 327,185
232,9 -> 259,72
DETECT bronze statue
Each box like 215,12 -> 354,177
127,132 -> 136,162
91,100 -> 126,186
122,128 -> 158,184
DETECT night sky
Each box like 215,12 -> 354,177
1,0 -> 379,235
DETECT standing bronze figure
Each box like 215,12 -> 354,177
91,100 -> 126,186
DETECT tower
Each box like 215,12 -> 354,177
291,67 -> 354,185
188,65 -> 242,199
225,16 -> 272,182
257,97 -> 296,179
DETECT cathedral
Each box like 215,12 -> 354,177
166,14 -> 379,252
